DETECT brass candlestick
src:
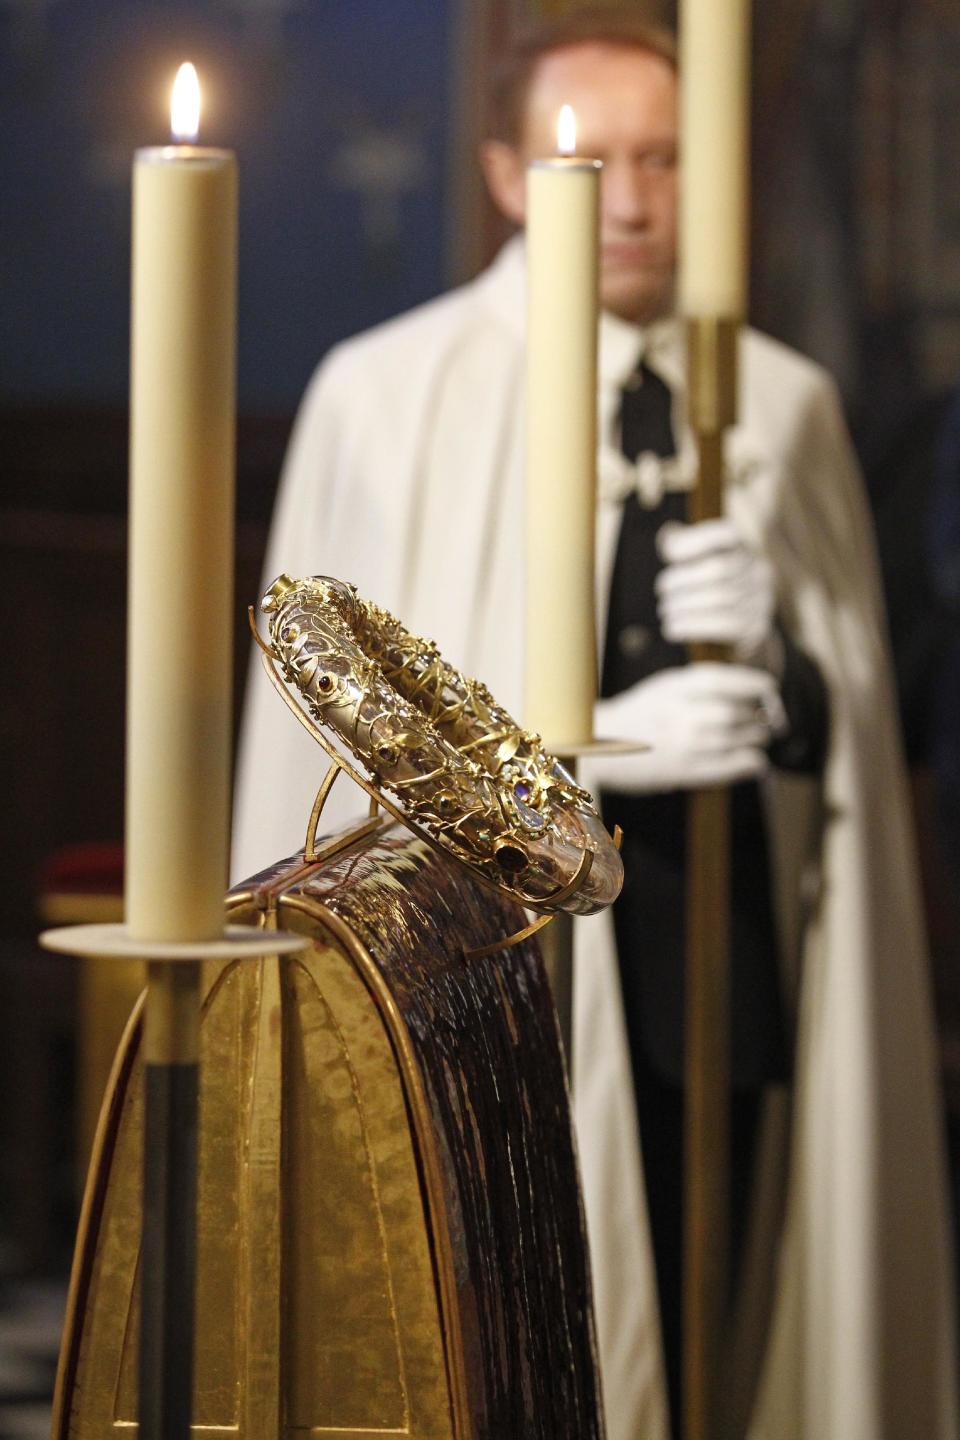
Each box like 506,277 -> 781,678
683,315 -> 738,1440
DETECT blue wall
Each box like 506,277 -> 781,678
0,0 -> 454,410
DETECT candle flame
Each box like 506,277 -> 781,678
171,62 -> 201,143
557,104 -> 576,156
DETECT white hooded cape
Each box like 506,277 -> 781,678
232,238 -> 957,1440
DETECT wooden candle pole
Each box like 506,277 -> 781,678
683,319 -> 738,1440
138,960 -> 202,1440
679,2 -> 749,1435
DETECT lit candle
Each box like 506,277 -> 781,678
524,105 -> 601,748
126,62 -> 237,941
679,0 -> 749,317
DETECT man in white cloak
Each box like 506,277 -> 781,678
232,11 -> 957,1440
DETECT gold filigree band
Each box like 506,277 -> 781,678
260,574 -> 623,916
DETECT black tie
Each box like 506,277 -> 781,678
601,359 -> 686,699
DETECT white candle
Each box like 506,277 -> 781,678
126,63 -> 237,941
679,0 -> 749,317
524,108 -> 600,748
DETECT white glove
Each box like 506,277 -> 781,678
592,663 -> 786,792
656,518 -> 777,664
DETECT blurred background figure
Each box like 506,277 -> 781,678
232,10 -> 954,1440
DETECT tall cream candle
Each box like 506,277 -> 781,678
524,110 -> 600,748
679,0 -> 749,317
126,64 -> 237,941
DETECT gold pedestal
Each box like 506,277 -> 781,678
52,817 -> 605,1440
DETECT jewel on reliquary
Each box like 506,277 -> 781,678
518,803 -> 546,832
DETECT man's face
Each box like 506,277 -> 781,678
518,44 -> 679,324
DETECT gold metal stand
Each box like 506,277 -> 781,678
47,812 -> 608,1440
683,315 -> 738,1440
